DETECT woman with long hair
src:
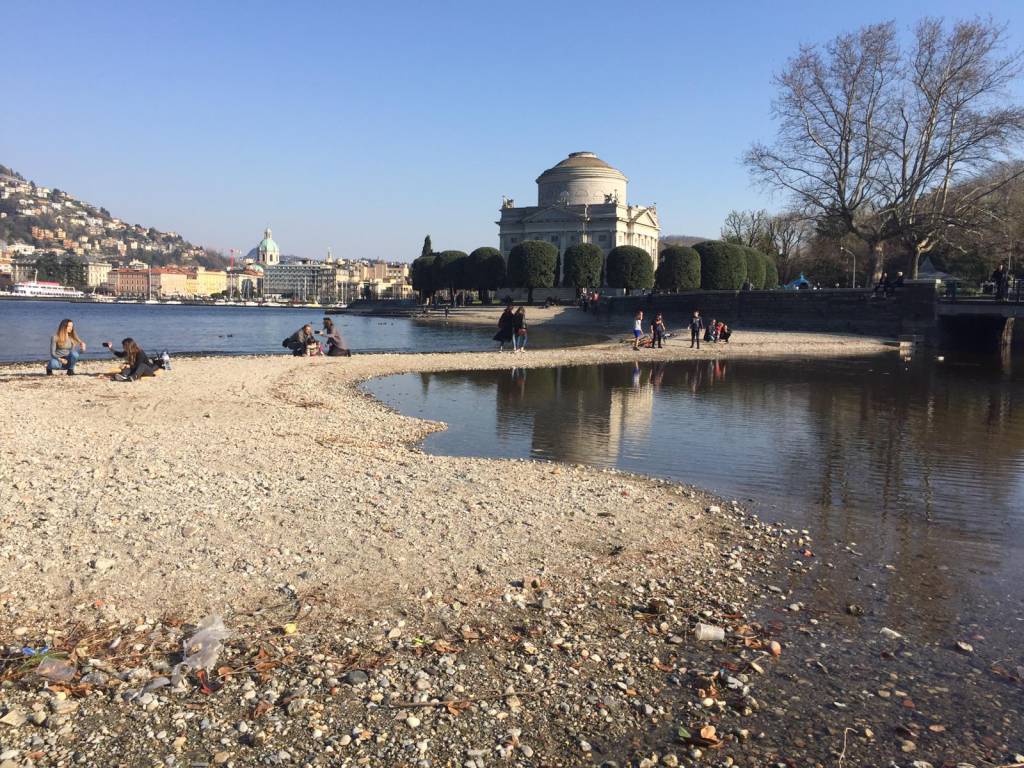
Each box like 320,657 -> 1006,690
513,306 -> 527,352
47,318 -> 87,376
103,337 -> 157,381
317,316 -> 351,357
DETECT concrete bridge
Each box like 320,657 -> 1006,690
604,283 -> 1022,351
937,298 -> 1023,350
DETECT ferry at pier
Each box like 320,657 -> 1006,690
11,281 -> 85,298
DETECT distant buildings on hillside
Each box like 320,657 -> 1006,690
0,225 -> 412,302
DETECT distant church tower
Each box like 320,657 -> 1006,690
256,227 -> 281,266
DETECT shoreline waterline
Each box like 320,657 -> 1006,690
10,333 -> 1015,766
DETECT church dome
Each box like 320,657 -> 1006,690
256,227 -> 280,265
536,152 -> 627,207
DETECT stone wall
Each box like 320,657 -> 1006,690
603,283 -> 939,338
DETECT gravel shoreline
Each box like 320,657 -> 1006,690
11,332 -> 989,768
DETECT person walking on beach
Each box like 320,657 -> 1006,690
103,338 -> 158,381
513,306 -> 528,352
46,318 -> 87,376
494,304 -> 515,352
317,317 -> 352,357
689,311 -> 704,349
651,312 -> 667,349
632,310 -> 644,350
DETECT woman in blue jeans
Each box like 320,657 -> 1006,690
46,318 -> 87,376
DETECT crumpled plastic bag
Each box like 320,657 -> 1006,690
34,656 -> 77,683
171,614 -> 229,686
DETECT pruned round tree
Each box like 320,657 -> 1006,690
432,250 -> 469,299
507,240 -> 557,304
655,245 -> 700,291
740,246 -> 766,289
411,255 -> 438,301
763,254 -> 780,289
562,243 -> 604,293
467,247 -> 506,303
606,246 -> 654,293
694,241 -> 747,290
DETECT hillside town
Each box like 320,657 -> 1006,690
0,167 -> 411,303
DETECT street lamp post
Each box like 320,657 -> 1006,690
840,245 -> 856,288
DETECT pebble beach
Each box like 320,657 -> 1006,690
2,331 -> 1021,768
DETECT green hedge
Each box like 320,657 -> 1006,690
740,246 -> 766,289
562,243 -> 604,291
507,240 -> 557,303
433,250 -> 469,294
694,240 -> 747,290
467,247 -> 505,299
655,245 -> 700,291
606,246 -> 654,292
411,255 -> 437,298
763,255 -> 779,289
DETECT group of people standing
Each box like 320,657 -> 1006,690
631,310 -> 733,351
687,311 -> 731,349
494,304 -> 528,352
46,318 -> 167,381
282,317 -> 352,357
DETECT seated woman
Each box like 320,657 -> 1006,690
704,318 -> 718,343
282,324 -> 319,356
103,338 -> 157,381
47,318 -> 87,376
317,317 -> 351,357
719,323 -> 732,342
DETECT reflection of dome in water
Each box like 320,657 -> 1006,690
536,151 -> 628,207
256,227 -> 280,265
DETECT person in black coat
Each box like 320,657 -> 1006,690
493,306 -> 515,351
689,311 -> 704,349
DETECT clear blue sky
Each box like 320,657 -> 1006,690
4,0 -> 1024,261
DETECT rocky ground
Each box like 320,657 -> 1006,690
1,336 -> 1020,767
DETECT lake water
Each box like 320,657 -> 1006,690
0,300 -> 588,362
366,353 -> 1024,644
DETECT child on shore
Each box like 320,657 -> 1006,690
633,311 -> 644,350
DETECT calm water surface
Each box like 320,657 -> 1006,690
0,300 -> 586,362
366,354 -> 1024,642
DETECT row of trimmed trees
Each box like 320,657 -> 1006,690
411,239 -> 779,303
673,241 -> 780,291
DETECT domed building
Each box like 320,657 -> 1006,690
255,227 -> 280,266
497,152 -> 660,282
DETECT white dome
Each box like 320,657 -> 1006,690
536,152 -> 628,207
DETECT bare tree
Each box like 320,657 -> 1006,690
882,19 -> 1024,275
746,23 -> 900,273
767,212 -> 808,281
721,209 -> 770,247
747,17 -> 1024,279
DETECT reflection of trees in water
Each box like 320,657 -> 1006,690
423,357 -> 1023,638
436,357 -> 1023,641
675,356 -> 1023,640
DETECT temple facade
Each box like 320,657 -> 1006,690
497,152 -> 660,281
